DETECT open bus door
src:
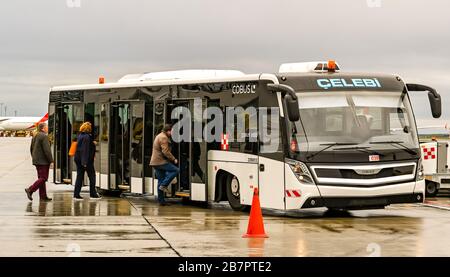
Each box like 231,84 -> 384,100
85,103 -> 101,191
54,103 -> 83,184
152,99 -> 166,196
129,102 -> 146,194
110,102 -> 130,191
163,98 -> 208,202
109,101 -> 146,194
99,103 -> 110,191
48,104 -> 55,183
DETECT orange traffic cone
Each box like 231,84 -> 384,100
243,188 -> 268,238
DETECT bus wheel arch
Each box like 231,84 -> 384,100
215,170 -> 249,211
214,170 -> 228,202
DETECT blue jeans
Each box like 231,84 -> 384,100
154,163 -> 179,203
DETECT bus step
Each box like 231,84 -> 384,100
175,191 -> 190,198
118,184 -> 130,190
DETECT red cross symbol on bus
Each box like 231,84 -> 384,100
221,133 -> 229,151
422,147 -> 436,160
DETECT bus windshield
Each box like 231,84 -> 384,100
293,90 -> 419,154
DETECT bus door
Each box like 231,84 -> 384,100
54,103 -> 83,184
151,100 -> 167,195
70,104 -> 85,186
110,102 -> 131,191
109,101 -> 146,193
166,99 -> 208,202
129,102 -> 146,194
48,104 -> 55,183
99,103 -> 110,190
143,102 -> 154,195
85,103 -> 101,190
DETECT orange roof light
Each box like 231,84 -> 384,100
327,60 -> 336,72
99,76 -> 105,84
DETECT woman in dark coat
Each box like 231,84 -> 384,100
73,122 -> 101,200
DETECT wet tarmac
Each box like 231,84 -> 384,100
1,137 -> 450,257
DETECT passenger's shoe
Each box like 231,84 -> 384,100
24,188 -> 33,201
159,186 -> 170,194
73,196 -> 83,201
90,195 -> 102,200
40,197 -> 52,201
159,202 -> 171,206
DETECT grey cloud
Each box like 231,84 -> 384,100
0,0 -> 449,120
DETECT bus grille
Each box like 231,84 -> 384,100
310,162 -> 416,187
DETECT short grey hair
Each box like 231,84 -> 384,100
38,122 -> 47,131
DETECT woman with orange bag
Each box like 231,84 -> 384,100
73,122 -> 101,200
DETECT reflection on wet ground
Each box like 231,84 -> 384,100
21,192 -> 140,217
129,197 -> 450,257
1,137 -> 450,256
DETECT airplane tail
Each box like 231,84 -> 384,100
37,113 -> 49,124
29,113 -> 49,129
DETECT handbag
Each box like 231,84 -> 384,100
68,141 -> 78,157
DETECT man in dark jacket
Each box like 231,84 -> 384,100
25,123 -> 53,201
150,124 -> 179,205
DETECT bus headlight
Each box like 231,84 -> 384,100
287,160 -> 314,184
416,159 -> 424,181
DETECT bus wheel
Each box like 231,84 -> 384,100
226,175 -> 248,212
425,181 -> 438,197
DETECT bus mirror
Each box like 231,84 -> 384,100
285,95 -> 300,122
267,83 -> 300,122
428,91 -> 441,118
406,84 -> 441,118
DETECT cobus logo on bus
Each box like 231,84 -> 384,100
232,84 -> 257,95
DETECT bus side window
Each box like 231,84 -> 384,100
229,110 -> 258,155
259,107 -> 282,153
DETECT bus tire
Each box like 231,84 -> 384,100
425,180 -> 438,197
226,174 -> 248,212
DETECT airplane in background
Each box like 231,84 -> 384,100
0,113 -> 48,132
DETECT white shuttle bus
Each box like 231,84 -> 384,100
48,61 -> 442,211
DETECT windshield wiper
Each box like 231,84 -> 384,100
370,141 -> 417,155
334,146 -> 386,157
307,142 -> 358,160
333,146 -> 370,151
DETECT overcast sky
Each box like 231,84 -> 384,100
0,0 -> 449,126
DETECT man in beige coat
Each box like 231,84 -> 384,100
150,124 -> 179,205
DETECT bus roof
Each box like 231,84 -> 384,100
50,70 -> 404,93
50,72 -> 274,92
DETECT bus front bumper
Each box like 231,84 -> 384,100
301,192 -> 424,209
